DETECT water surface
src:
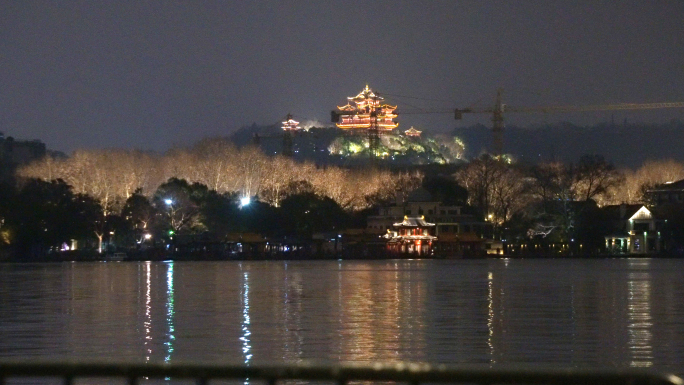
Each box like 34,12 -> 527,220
1,259 -> 683,373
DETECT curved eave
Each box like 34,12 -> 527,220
336,123 -> 372,129
378,123 -> 399,129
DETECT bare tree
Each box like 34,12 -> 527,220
490,167 -> 530,224
609,159 -> 684,205
573,155 -> 623,203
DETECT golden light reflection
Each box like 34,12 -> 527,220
164,262 -> 175,363
487,271 -> 495,364
240,270 -> 252,364
144,261 -> 152,361
627,259 -> 653,368
337,262 -> 426,362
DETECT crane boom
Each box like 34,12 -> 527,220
340,89 -> 684,156
450,89 -> 684,155
507,101 -> 684,113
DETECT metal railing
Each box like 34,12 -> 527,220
0,361 -> 682,385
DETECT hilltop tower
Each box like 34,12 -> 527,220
334,85 -> 398,160
281,113 -> 301,157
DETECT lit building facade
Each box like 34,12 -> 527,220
385,216 -> 437,256
604,205 -> 662,254
336,85 -> 398,131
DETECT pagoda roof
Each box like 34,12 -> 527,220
337,103 -> 356,111
405,126 -> 422,136
393,216 -> 435,228
379,104 -> 397,110
348,85 -> 383,102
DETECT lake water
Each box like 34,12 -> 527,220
1,259 -> 684,374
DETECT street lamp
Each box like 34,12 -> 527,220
164,198 -> 173,206
240,196 -> 251,207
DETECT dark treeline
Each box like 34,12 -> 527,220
0,177 -> 362,259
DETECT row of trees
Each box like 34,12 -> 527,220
7,133 -> 684,256
457,155 -> 684,226
0,176 -> 361,257
18,138 -> 423,214
456,155 -> 684,249
4,138 -> 423,255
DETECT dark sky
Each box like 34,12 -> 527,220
2,1 -> 683,154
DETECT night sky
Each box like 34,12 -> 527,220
2,1 -> 683,154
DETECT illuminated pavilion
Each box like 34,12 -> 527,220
385,216 -> 437,256
281,113 -> 301,131
335,85 -> 398,131
404,126 -> 422,137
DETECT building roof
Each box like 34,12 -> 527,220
405,126 -> 422,136
602,204 -> 643,221
393,216 -> 435,228
650,179 -> 684,192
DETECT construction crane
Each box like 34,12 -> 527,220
396,89 -> 684,155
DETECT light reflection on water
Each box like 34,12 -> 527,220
165,261 -> 175,363
1,259 -> 684,373
627,259 -> 653,368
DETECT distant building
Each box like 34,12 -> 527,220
0,133 -> 46,166
604,204 -> 663,254
367,187 -> 490,237
335,85 -> 398,131
647,179 -> 684,206
281,114 -> 302,131
404,126 -> 422,137
385,216 -> 437,256
368,187 -> 492,257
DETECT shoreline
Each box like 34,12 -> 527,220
1,249 -> 680,262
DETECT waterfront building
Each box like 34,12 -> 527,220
604,204 -> 662,254
335,85 -> 398,131
368,187 -> 492,257
367,187 -> 490,237
385,216 -> 437,256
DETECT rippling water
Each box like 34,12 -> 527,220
1,259 -> 684,373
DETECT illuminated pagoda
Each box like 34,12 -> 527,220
385,216 -> 437,256
404,126 -> 422,137
335,85 -> 398,131
281,113 -> 301,131
281,113 -> 301,157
